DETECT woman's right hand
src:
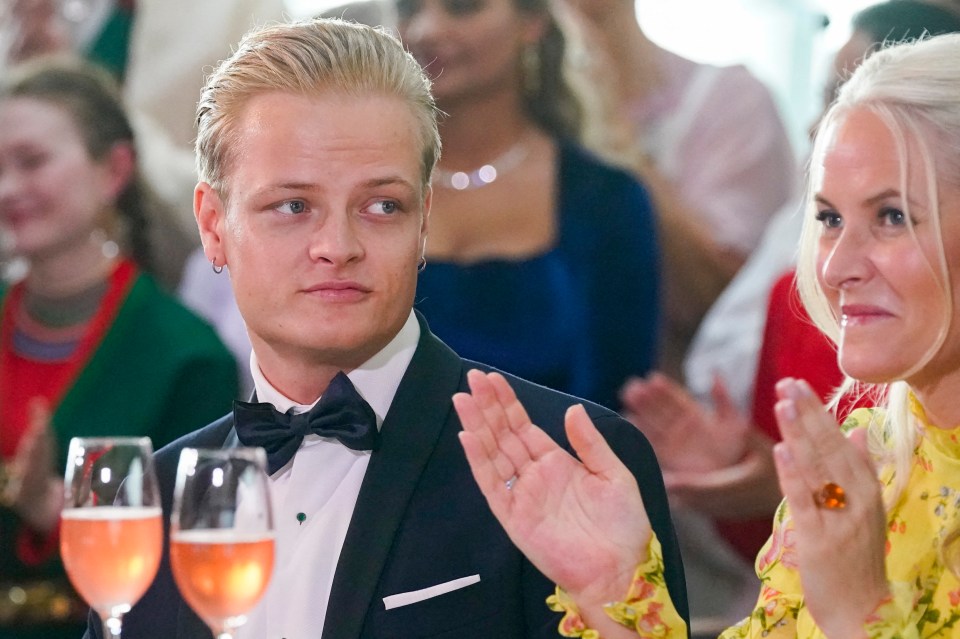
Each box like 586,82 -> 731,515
453,370 -> 651,622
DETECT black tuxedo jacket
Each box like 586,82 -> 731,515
85,316 -> 688,638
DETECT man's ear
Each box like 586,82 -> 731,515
195,182 -> 227,267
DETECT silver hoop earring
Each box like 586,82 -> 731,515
212,258 -> 224,274
417,256 -> 427,273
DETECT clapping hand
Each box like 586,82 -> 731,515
772,378 -> 890,637
4,398 -> 63,533
453,370 -> 650,613
622,373 -> 782,519
621,373 -> 751,474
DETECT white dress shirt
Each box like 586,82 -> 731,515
237,311 -> 420,639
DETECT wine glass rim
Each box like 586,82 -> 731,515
182,446 -> 268,463
69,436 -> 154,447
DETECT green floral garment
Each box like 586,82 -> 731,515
722,399 -> 960,639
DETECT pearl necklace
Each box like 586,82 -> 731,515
432,136 -> 531,191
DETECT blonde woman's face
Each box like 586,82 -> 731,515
814,107 -> 960,387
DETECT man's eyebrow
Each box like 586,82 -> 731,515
249,182 -> 320,198
360,176 -> 418,191
251,177 -> 417,195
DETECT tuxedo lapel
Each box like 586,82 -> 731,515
321,319 -> 463,639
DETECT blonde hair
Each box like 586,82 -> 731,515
797,33 -> 960,503
195,18 -> 441,197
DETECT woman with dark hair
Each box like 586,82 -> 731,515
398,0 -> 661,411
0,57 -> 238,638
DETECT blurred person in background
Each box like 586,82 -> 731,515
557,0 -> 796,380
397,0 -> 661,411
3,0 -> 285,289
0,57 -> 238,639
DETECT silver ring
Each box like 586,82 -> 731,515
505,475 -> 517,491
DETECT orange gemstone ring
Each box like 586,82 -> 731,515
813,482 -> 847,509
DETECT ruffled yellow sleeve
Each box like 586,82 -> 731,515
546,533 -> 687,639
861,582 -> 920,639
719,497 -> 803,639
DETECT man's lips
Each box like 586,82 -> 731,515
302,281 -> 371,301
840,304 -> 894,326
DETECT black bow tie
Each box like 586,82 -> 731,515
233,371 -> 380,475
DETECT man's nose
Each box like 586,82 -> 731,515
307,210 -> 364,265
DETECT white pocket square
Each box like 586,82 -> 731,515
382,574 -> 481,610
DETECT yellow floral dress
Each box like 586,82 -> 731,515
549,400 -> 960,639
723,401 -> 960,639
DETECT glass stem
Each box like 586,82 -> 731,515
102,615 -> 123,638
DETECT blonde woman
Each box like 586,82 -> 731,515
455,32 -> 960,639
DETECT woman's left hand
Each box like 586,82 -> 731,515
772,378 -> 890,637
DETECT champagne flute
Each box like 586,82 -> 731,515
61,437 -> 162,639
170,447 -> 275,639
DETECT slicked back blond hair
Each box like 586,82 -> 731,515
195,18 -> 440,197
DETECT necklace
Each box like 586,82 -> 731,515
24,280 -> 109,328
432,135 -> 531,191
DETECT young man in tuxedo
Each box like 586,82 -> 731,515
85,18 -> 687,639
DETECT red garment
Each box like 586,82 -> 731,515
0,261 -> 136,460
715,270 -> 863,562
0,261 -> 136,566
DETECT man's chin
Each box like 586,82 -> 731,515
287,332 -> 389,367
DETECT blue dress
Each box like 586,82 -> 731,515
416,143 -> 661,409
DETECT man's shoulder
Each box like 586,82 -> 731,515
154,412 -> 234,470
461,361 -> 627,432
